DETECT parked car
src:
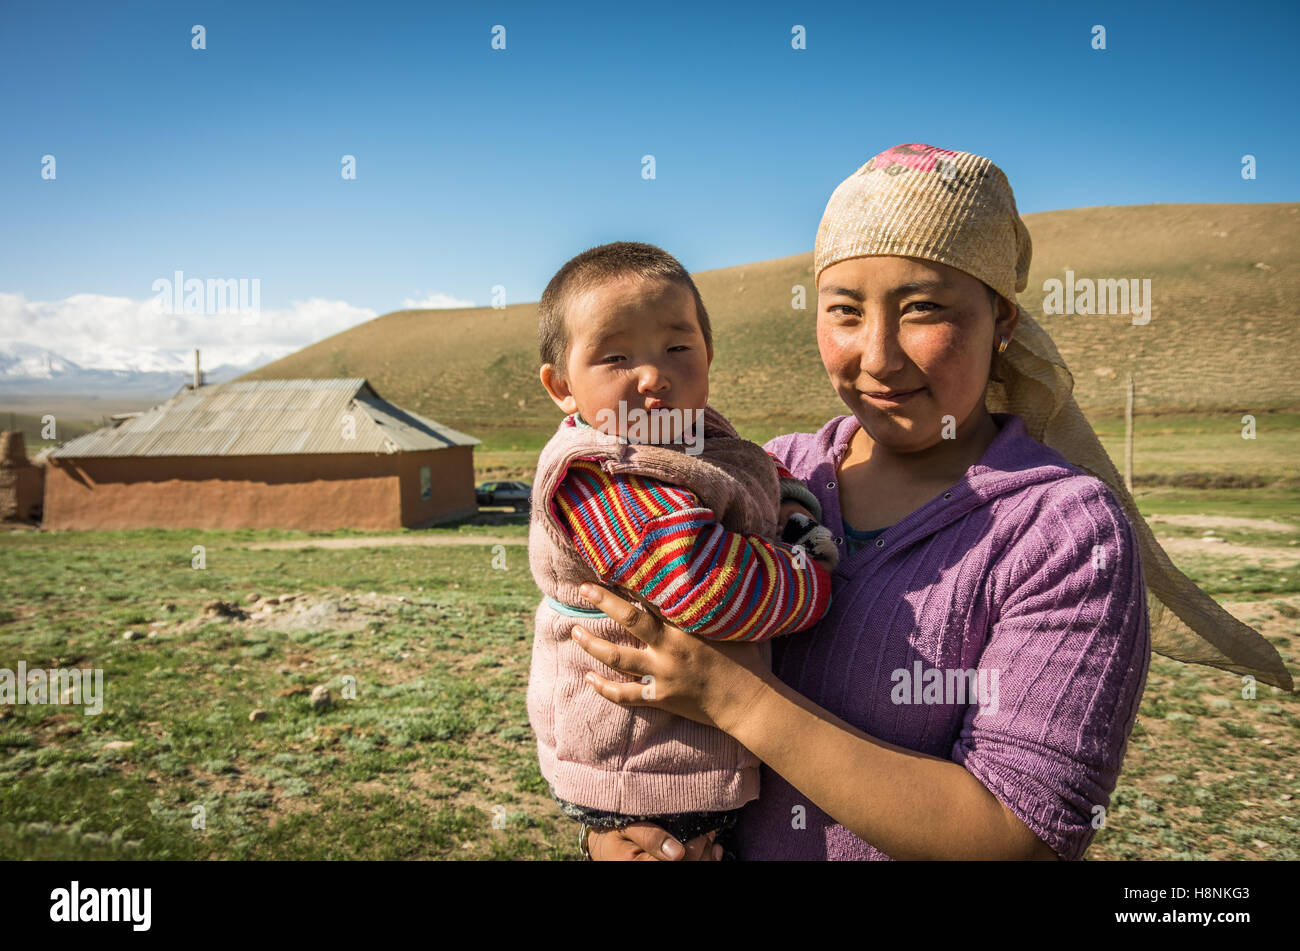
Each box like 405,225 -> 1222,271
476,480 -> 532,511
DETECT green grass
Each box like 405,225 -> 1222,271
0,527 -> 569,860
1134,486 -> 1300,522
1087,649 -> 1300,861
3,412 -> 1297,861
1093,411 -> 1300,483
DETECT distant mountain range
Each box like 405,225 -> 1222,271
0,342 -> 282,400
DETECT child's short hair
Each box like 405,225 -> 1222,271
538,241 -> 713,379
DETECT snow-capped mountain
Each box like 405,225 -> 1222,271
0,342 -> 284,399
0,342 -> 93,380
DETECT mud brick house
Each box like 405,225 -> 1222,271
42,378 -> 479,531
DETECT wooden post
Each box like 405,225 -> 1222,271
1124,372 -> 1134,493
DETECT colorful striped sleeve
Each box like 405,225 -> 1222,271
552,458 -> 831,642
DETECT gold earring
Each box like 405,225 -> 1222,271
997,336 -> 1009,354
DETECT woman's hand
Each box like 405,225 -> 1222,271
587,823 -> 724,861
571,583 -> 769,732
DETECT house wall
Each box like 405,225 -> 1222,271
42,450 -> 475,531
398,445 -> 478,528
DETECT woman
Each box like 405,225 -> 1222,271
573,144 -> 1292,861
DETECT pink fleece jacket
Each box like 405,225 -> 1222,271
526,405 -> 794,815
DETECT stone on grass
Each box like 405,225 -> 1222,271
310,685 -> 332,712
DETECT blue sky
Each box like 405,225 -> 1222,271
1,0 -> 1296,370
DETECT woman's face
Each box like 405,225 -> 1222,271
816,255 -> 1018,454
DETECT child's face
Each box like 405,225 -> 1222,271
540,275 -> 713,441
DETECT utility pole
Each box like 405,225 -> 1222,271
1124,372 -> 1135,493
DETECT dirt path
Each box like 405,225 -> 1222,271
1147,514 -> 1298,533
1156,536 -> 1300,564
248,534 -> 525,550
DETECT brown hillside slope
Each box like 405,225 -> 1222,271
238,203 -> 1299,431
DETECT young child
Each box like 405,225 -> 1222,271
525,241 -> 837,850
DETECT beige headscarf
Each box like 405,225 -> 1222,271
815,143 -> 1293,691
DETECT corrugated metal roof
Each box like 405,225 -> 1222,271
49,378 -> 480,458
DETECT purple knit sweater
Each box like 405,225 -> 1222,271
735,413 -> 1151,860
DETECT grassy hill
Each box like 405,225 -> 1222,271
237,203 -> 1300,437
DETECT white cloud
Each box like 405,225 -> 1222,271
398,292 -> 476,310
0,291 -> 378,372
